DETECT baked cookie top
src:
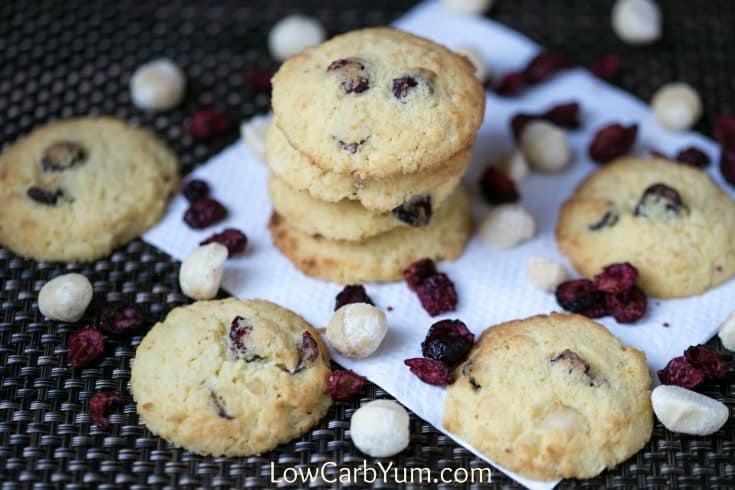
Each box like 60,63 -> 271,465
130,298 -> 332,457
443,313 -> 653,481
0,117 -> 179,262
271,27 -> 485,179
556,157 -> 735,298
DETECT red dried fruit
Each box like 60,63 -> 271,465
588,123 -> 638,163
229,316 -> 257,361
495,71 -> 525,96
97,304 -> 143,336
404,358 -> 454,385
42,141 -> 86,172
522,52 -> 572,84
403,258 -> 437,292
713,115 -> 735,148
415,273 -> 458,317
327,58 -> 370,94
479,166 -> 520,205
657,356 -> 706,389
579,302 -> 609,319
200,228 -> 248,255
720,148 -> 735,187
510,113 -> 536,139
181,179 -> 210,202
335,285 -> 374,311
392,76 -> 419,99
89,391 -> 123,430
242,70 -> 273,92
589,54 -> 621,81
68,326 -> 104,367
676,147 -> 710,168
593,262 -> 638,294
183,197 -> 227,229
27,187 -> 63,206
511,102 -> 581,140
187,108 -> 232,142
684,345 -> 728,380
328,369 -> 367,400
293,331 -> 319,373
421,319 -> 474,365
392,195 -> 433,227
555,279 -> 605,315
606,286 -> 647,323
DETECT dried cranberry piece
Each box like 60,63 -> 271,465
676,147 -> 710,168
211,391 -> 234,419
555,279 -> 605,315
183,197 -> 227,229
720,148 -> 735,187
97,304 -> 143,336
187,108 -> 232,142
593,262 -> 638,294
657,356 -> 706,389
589,54 -> 621,81
522,52 -> 572,84
328,369 -> 367,400
579,302 -> 609,319
588,207 -> 619,231
495,71 -> 525,96
327,58 -> 369,94
229,316 -> 258,361
403,258 -> 437,292
542,101 -> 580,129
404,358 -> 454,386
606,286 -> 647,323
510,113 -> 536,139
181,179 -> 210,202
242,70 -> 273,92
294,331 -> 319,372
479,166 -> 519,205
335,285 -> 374,310
42,141 -> 86,172
337,138 -> 367,154
200,228 -> 248,255
588,123 -> 638,163
392,76 -> 419,99
415,273 -> 458,317
634,183 -> 685,218
27,187 -> 63,206
684,345 -> 728,380
713,115 -> 735,148
89,391 -> 123,430
68,326 -> 104,367
392,195 -> 432,227
421,319 -> 474,365
551,349 -> 591,375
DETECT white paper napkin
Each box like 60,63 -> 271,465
144,1 -> 732,488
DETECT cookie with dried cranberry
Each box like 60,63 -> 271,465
130,298 -> 332,456
556,157 -> 735,298
271,27 -> 485,179
0,117 -> 179,262
443,313 -> 652,481
268,186 -> 472,284
265,123 -> 470,213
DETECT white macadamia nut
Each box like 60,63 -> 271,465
651,83 -> 702,132
611,0 -> 662,45
327,303 -> 388,358
718,311 -> 735,351
441,0 -> 493,15
350,400 -> 410,457
479,204 -> 536,249
240,114 -> 272,161
497,150 -> 530,183
455,45 -> 490,82
520,120 -> 571,172
527,256 -> 569,291
179,243 -> 228,300
651,385 -> 729,436
38,273 -> 93,322
268,15 -> 326,61
130,59 -> 186,111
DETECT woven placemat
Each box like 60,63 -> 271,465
1,1 -> 734,488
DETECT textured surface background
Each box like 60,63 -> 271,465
1,0 -> 734,488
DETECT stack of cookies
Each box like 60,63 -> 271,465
266,28 -> 485,284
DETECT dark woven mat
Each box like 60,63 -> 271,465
1,0 -> 734,488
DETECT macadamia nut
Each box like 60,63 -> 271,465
651,385 -> 729,436
38,273 -> 93,322
268,15 -> 325,61
497,150 -> 530,183
240,114 -> 272,161
479,204 -> 536,249
441,0 -> 493,15
612,0 -> 662,45
718,311 -> 735,351
528,256 -> 569,291
651,83 -> 702,132
455,45 -> 490,82
327,303 -> 387,358
350,400 -> 410,457
130,59 -> 186,111
179,243 -> 228,300
520,120 -> 571,172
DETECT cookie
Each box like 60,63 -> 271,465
268,172 -> 462,241
0,117 -> 179,262
265,122 -> 471,212
130,298 -> 332,456
269,186 -> 473,283
271,27 -> 485,179
556,157 -> 735,298
443,313 -> 653,481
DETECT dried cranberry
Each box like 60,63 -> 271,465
510,113 -> 536,139
555,279 -> 605,314
337,138 -> 366,154
211,391 -> 234,419
403,258 -> 437,292
68,326 -> 104,367
588,208 -> 619,231
720,148 -> 735,187
495,71 -> 525,96
242,70 -> 273,92
183,197 -> 227,229
27,187 -> 63,206
229,316 -> 258,362
97,304 -> 143,336
657,356 -> 706,389
187,108 -> 232,142
634,183 -> 685,218
181,179 -> 210,202
392,76 -> 419,99
404,358 -> 453,385
327,58 -> 369,94
579,302 -> 609,319
392,195 -> 432,227
676,147 -> 710,168
589,54 -> 621,81
328,370 -> 367,400
421,319 -> 474,365
713,115 -> 735,148
588,123 -> 638,163
684,345 -> 728,380
551,349 -> 591,375
593,262 -> 638,294
606,286 -> 647,323
415,273 -> 458,317
335,285 -> 374,310
200,228 -> 248,255
295,331 -> 319,372
479,166 -> 519,205
542,102 -> 580,129
522,52 -> 572,84
42,141 -> 86,172
89,391 -> 123,430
